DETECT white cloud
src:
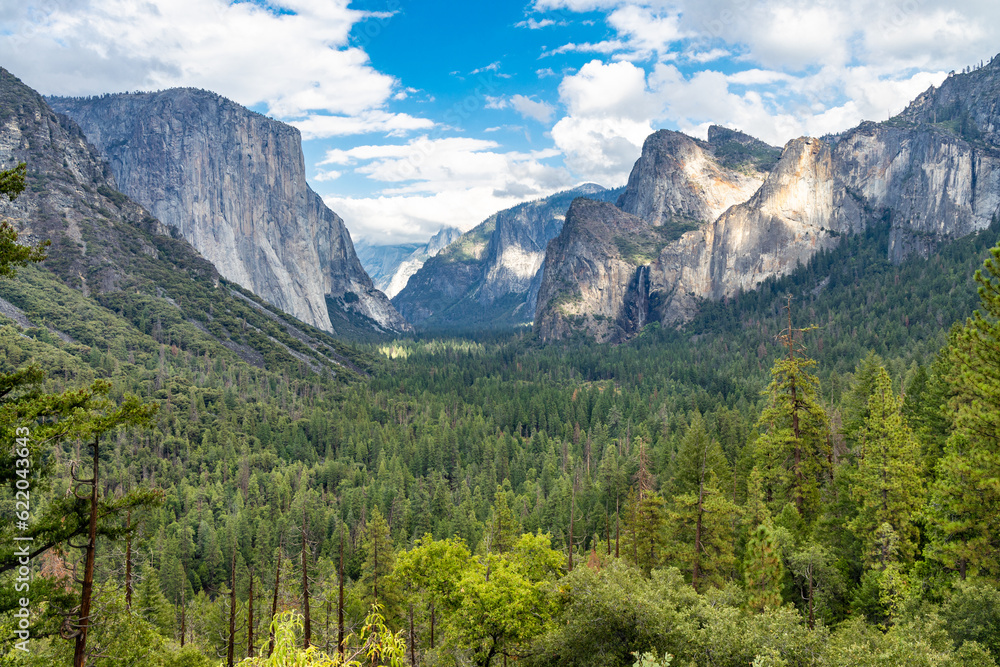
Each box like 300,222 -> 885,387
318,135 -> 575,241
0,0 -> 399,119
313,169 -> 342,182
393,87 -> 419,101
292,110 -> 434,139
725,69 -> 793,87
485,94 -> 556,123
471,62 -> 504,75
510,95 -> 556,123
328,190 -> 520,244
686,48 -> 729,64
544,40 -> 627,57
551,115 -> 651,184
675,0 -> 1000,72
532,0 -> 623,10
558,60 -> 655,120
549,60 -> 655,183
516,18 -> 559,29
606,5 -> 685,59
321,136 -> 569,193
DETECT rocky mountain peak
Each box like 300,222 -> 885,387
391,184 -> 621,329
536,53 -> 1000,343
898,53 -> 1000,147
616,129 -> 766,230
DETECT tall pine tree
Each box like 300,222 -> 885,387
847,367 -> 924,568
754,302 -> 831,522
926,241 -> 1000,579
667,413 -> 738,590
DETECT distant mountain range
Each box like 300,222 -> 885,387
356,227 -> 462,299
391,184 -> 623,330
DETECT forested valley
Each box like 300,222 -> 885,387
3,153 -> 1000,666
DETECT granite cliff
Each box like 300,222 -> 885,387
536,57 -> 1000,342
392,184 -> 620,329
616,128 -> 770,228
49,89 -> 409,337
0,67 -> 368,375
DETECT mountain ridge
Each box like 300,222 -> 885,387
357,226 -> 463,299
0,67 -> 371,376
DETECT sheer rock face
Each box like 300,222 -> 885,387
392,184 -> 617,329
617,130 -> 766,227
648,137 -> 864,326
0,68 -> 182,296
833,122 -> 1000,261
900,55 -> 1000,147
536,138 -> 857,341
49,89 -> 410,335
534,199 -> 652,343
536,57 -> 1000,342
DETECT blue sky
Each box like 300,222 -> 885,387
2,0 -> 999,243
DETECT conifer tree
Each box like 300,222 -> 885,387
847,367 -> 924,568
926,241 -> 1000,579
361,506 -> 395,607
623,442 -> 667,573
485,482 -> 521,555
667,413 -> 738,590
754,301 -> 831,522
744,522 -> 784,613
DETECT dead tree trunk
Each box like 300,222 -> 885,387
228,549 -> 237,667
72,435 -> 100,667
568,475 -> 576,571
247,568 -> 255,658
409,603 -> 416,666
338,524 -> 345,659
268,547 -> 282,657
302,507 -> 311,649
124,509 -> 133,610
180,587 -> 186,648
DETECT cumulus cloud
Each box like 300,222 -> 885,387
318,135 -> 576,241
292,111 -> 434,139
559,60 -> 656,119
511,95 -> 556,123
0,0 -> 408,119
675,0 -> 999,72
544,40 -> 627,57
606,5 -> 686,59
550,60 -> 656,183
532,0 -> 989,185
487,95 -> 556,123
327,190 -> 520,244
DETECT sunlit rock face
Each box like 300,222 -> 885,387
536,58 -> 1000,342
